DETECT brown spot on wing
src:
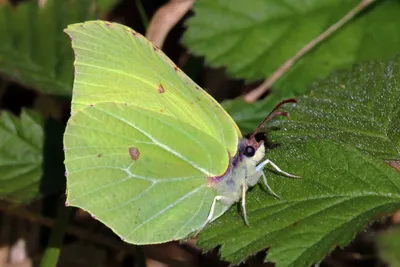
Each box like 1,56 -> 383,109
158,84 -> 165,93
129,147 -> 140,161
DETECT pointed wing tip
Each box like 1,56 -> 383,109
64,20 -> 105,35
64,20 -> 140,44
64,20 -> 135,32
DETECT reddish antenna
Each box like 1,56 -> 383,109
250,98 -> 297,139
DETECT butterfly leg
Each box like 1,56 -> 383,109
261,172 -> 281,199
241,183 -> 251,226
254,159 -> 300,199
195,195 -> 233,236
256,159 -> 301,179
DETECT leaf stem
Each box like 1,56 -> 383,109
244,0 -> 377,103
146,0 -> 195,48
39,199 -> 71,267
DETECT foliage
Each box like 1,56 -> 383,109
0,109 -> 44,202
0,0 -> 117,96
184,0 -> 400,95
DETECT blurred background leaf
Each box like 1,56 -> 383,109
0,109 -> 43,203
184,0 -> 400,96
0,0 -> 118,96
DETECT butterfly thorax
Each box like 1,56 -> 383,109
210,137 -> 266,203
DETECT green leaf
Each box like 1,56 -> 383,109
0,0 -> 118,96
269,56 -> 400,160
0,109 -> 44,203
377,225 -> 400,267
183,0 -> 400,95
197,56 -> 400,266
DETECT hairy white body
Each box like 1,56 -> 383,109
201,139 -> 299,230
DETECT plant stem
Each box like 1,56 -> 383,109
39,199 -> 71,267
244,0 -> 377,103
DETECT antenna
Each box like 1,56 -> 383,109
250,98 -> 297,139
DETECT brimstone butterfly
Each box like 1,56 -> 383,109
63,21 -> 299,244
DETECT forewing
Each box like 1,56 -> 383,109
65,20 -> 241,156
64,103 -> 230,243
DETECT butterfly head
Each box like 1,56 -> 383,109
236,98 -> 297,165
238,137 -> 265,164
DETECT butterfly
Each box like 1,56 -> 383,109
63,20 -> 300,245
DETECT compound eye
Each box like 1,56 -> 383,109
243,146 -> 256,157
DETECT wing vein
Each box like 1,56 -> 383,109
173,189 -> 209,239
99,108 -> 214,176
125,185 -> 206,238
